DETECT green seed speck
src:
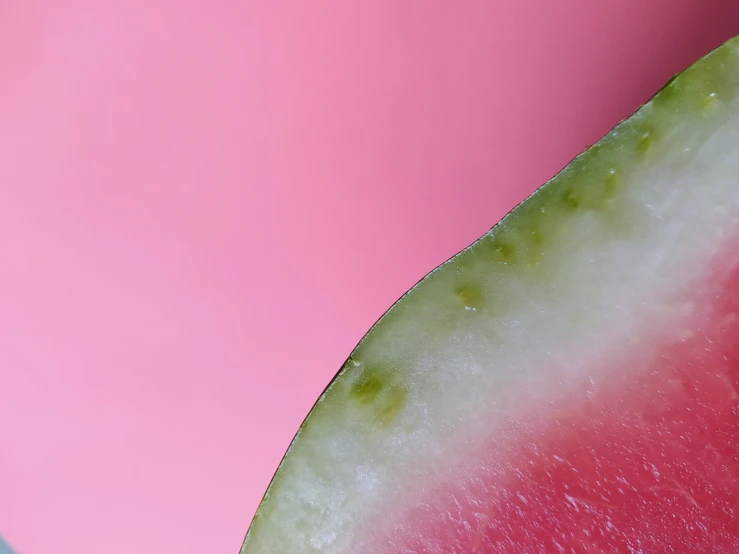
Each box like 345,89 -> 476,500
374,385 -> 407,427
350,373 -> 384,405
485,238 -> 516,263
349,366 -> 408,427
563,189 -> 580,209
529,229 -> 543,245
455,283 -> 484,309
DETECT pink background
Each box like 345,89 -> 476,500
2,2 -> 739,553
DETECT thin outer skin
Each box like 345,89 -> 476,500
238,33 -> 739,554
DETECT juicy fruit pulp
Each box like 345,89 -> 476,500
242,36 -> 739,553
381,262 -> 739,552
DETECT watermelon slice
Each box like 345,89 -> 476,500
241,35 -> 739,553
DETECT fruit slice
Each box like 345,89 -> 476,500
241,35 -> 739,553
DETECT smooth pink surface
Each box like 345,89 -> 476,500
2,2 -> 739,553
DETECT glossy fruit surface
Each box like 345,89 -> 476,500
242,36 -> 739,553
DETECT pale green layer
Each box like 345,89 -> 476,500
241,35 -> 739,554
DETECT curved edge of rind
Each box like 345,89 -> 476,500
239,32 -> 739,554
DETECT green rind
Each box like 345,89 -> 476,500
240,34 -> 739,553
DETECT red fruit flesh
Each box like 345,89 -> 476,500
371,256 -> 739,553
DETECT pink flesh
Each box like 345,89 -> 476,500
368,255 -> 739,553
